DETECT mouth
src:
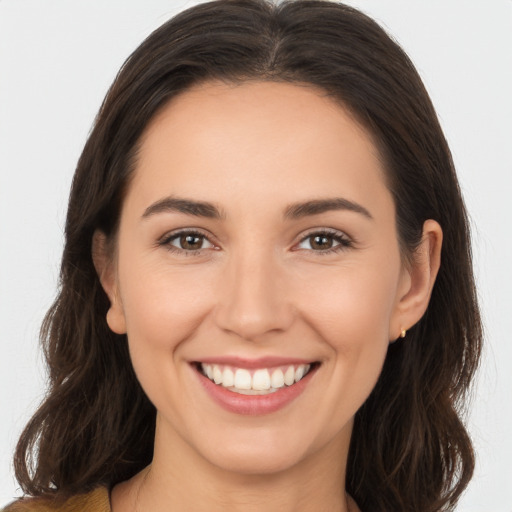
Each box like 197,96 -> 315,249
194,361 -> 319,396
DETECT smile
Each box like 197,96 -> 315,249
199,363 -> 313,395
193,358 -> 320,414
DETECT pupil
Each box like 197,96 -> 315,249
312,235 -> 332,250
181,234 -> 202,250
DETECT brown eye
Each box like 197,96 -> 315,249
296,230 -> 352,253
179,234 -> 204,250
163,231 -> 214,252
310,235 -> 334,250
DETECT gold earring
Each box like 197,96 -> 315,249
400,328 -> 407,338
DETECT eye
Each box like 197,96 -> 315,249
160,230 -> 215,253
296,230 -> 352,253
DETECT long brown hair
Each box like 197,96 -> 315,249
13,1 -> 482,511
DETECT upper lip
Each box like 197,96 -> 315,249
193,356 -> 316,369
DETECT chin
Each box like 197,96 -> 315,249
187,418 -> 346,478
204,441 -> 310,476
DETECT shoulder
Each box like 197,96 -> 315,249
2,487 -> 110,512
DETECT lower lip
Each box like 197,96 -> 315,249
196,366 -> 316,415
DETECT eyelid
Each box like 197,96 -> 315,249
156,226 -> 354,256
293,227 -> 354,253
157,227 -> 219,254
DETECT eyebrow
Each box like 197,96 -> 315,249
142,196 -> 373,221
284,198 -> 373,220
142,197 -> 224,220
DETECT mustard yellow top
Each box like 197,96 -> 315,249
2,487 -> 110,512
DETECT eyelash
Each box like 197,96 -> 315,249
295,229 -> 353,255
158,228 -> 353,256
158,229 -> 215,256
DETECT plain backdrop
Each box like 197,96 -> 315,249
1,1 -> 511,510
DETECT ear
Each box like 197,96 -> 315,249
92,230 -> 126,334
389,219 -> 443,341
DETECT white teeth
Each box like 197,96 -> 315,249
252,369 -> 271,390
200,363 -> 312,393
234,368 -> 252,390
284,366 -> 295,386
222,367 -> 234,387
271,368 -> 285,388
213,366 -> 223,384
295,364 -> 310,382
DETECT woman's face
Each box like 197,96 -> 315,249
103,81 -> 413,476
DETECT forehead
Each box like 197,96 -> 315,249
127,80 -> 390,216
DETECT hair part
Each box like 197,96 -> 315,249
13,1 -> 482,511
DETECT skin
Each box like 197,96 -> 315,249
94,81 -> 442,512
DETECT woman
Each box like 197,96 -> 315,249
4,0 -> 482,511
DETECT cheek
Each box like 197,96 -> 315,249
298,261 -> 400,346
117,258 -> 217,356
295,260 -> 400,409
117,259 -> 219,420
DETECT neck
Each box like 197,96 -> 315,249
112,415 -> 356,512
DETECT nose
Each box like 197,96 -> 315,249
214,248 -> 294,341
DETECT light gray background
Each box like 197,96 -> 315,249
1,1 -> 511,509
